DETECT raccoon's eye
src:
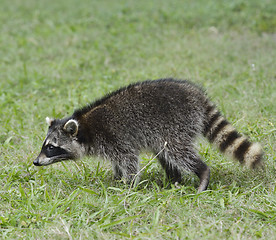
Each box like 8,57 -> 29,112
44,144 -> 68,158
46,144 -> 55,151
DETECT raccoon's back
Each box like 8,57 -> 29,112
100,79 -> 207,131
73,79 -> 208,144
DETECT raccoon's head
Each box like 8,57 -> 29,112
33,117 -> 85,166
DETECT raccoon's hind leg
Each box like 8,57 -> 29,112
157,145 -> 210,193
158,152 -> 182,184
112,163 -> 123,180
194,160 -> 210,193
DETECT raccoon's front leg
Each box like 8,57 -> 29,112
111,154 -> 139,185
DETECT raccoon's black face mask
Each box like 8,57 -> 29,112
34,118 -> 85,166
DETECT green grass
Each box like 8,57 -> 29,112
0,0 -> 275,239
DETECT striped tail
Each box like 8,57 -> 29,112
203,103 -> 263,168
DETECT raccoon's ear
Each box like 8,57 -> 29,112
64,119 -> 79,136
46,117 -> 54,126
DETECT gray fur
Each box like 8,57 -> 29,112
34,79 -> 263,192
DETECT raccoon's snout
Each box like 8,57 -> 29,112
33,158 -> 41,166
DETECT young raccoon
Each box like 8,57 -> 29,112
34,79 -> 263,192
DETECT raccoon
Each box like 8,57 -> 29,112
34,79 -> 263,192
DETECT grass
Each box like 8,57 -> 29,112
0,0 -> 275,239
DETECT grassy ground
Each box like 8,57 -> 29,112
0,0 -> 275,239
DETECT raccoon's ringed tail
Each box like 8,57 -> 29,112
243,142 -> 263,168
204,103 -> 263,168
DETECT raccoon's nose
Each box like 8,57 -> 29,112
33,158 -> 41,166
